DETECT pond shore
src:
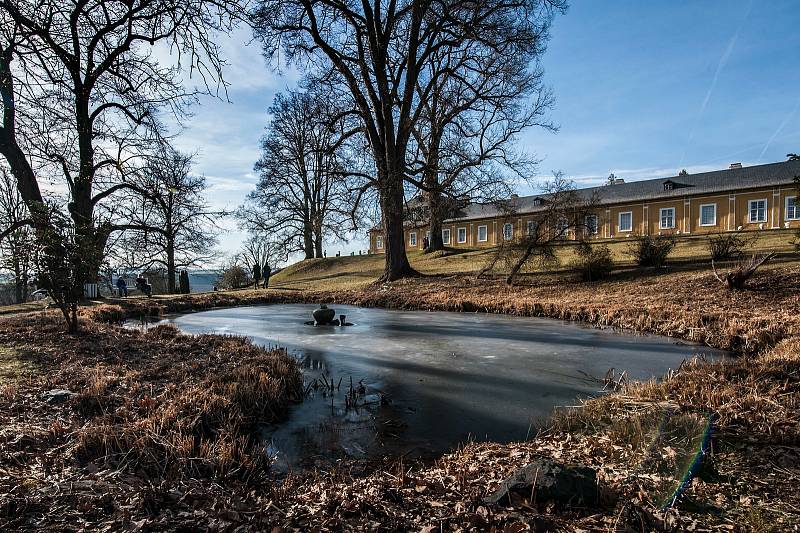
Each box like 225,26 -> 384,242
1,264 -> 799,530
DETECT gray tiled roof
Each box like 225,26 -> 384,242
444,160 -> 800,222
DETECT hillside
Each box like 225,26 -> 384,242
270,229 -> 797,290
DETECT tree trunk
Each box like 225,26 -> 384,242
314,233 -> 323,258
425,187 -> 444,253
65,302 -> 78,334
506,244 -> 534,285
303,226 -> 314,259
13,258 -> 24,304
379,169 -> 418,282
166,238 -> 176,294
71,101 -> 99,295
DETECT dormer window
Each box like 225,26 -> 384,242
533,198 -> 542,206
664,181 -> 674,191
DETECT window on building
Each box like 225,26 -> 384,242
749,199 -> 767,223
376,236 -> 383,249
457,227 -> 467,243
533,198 -> 541,206
660,207 -> 675,229
664,182 -> 673,191
409,232 -> 416,246
526,220 -> 537,236
442,229 -> 451,245
700,204 -> 717,226
619,211 -> 633,232
477,225 -> 488,242
585,214 -> 598,235
787,197 -> 799,221
503,223 -> 514,240
555,217 -> 569,238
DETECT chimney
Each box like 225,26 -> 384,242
510,193 -> 519,199
614,178 -> 625,184
729,162 -> 742,169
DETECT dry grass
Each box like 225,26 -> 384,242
0,313 -> 302,529
1,251 -> 799,530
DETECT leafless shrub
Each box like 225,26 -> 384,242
572,242 -> 614,281
626,234 -> 676,268
707,231 -> 755,262
218,264 -> 251,290
478,175 -> 599,284
712,252 -> 776,290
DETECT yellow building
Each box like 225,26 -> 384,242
368,161 -> 800,253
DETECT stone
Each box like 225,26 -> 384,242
41,389 -> 77,404
484,457 -> 599,508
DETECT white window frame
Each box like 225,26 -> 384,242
376,236 -> 383,249
477,225 -> 488,242
526,220 -> 536,236
585,214 -> 599,235
748,199 -> 767,223
409,231 -> 417,246
618,211 -> 633,233
457,227 -> 467,244
659,207 -> 675,230
786,196 -> 800,221
442,228 -> 451,245
503,223 -> 514,241
700,203 -> 717,226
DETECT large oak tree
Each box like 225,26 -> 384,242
253,0 -> 565,281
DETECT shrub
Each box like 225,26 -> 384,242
626,234 -> 676,268
572,242 -> 614,281
218,265 -> 251,289
707,231 -> 753,261
712,252 -> 775,290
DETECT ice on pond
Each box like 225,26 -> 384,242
163,303 -> 727,468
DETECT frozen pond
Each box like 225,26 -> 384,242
161,303 -> 727,468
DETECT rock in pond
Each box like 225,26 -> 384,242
41,389 -> 77,404
484,457 -> 600,508
312,304 -> 336,325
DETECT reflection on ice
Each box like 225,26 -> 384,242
163,303 -> 728,468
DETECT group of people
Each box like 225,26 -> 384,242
114,264 -> 274,297
115,275 -> 152,298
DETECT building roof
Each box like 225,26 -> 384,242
444,160 -> 800,223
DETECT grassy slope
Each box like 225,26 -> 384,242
270,229 -> 797,291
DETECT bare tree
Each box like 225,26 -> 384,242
238,88 -> 358,259
407,20 -> 557,253
112,147 -> 222,294
0,0 -> 244,330
253,0 -> 566,281
479,175 -> 598,285
238,234 -> 285,270
0,166 -> 34,303
236,233 -> 285,288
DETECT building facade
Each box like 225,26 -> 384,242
368,161 -> 800,254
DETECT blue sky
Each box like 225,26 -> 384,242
174,0 -> 800,260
